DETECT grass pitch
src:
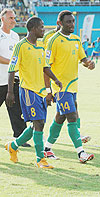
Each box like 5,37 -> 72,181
0,60 -> 100,197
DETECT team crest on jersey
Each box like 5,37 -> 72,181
11,56 -> 18,65
28,47 -> 31,50
75,44 -> 79,49
46,50 -> 51,59
72,50 -> 75,55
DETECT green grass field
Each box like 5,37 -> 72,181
0,60 -> 100,197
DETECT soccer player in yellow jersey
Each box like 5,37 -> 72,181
42,21 -> 91,145
5,16 -> 62,169
44,10 -> 95,163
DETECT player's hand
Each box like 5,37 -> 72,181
6,92 -> 15,107
55,79 -> 62,91
46,93 -> 53,106
87,60 -> 95,70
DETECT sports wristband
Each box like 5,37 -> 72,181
46,88 -> 52,93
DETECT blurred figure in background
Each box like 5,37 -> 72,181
91,37 -> 100,64
82,38 -> 89,57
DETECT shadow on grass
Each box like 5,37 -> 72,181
0,141 -> 100,191
0,160 -> 100,192
56,142 -> 100,149
1,143 -> 100,168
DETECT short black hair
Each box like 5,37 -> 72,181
26,16 -> 42,32
57,10 -> 72,22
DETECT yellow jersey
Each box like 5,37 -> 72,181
45,31 -> 86,94
42,29 -> 56,49
9,38 -> 49,97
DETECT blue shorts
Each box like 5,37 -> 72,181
19,87 -> 47,122
85,50 -> 88,57
55,92 -> 76,115
92,52 -> 99,57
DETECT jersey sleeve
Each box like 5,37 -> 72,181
78,39 -> 86,60
8,42 -> 22,72
45,38 -> 56,67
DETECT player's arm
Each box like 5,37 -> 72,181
6,42 -> 21,107
81,57 -> 95,70
78,39 -> 95,70
44,72 -> 53,106
6,72 -> 15,107
92,42 -> 95,48
0,56 -> 10,64
44,67 -> 62,91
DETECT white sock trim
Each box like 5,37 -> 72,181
78,128 -> 80,132
14,140 -> 18,147
45,141 -> 53,149
76,146 -> 84,154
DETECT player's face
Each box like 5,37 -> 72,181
3,11 -> 16,30
61,14 -> 75,35
36,21 -> 45,38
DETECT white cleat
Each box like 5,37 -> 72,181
79,152 -> 94,163
44,149 -> 60,160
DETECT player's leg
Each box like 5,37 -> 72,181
44,112 -> 65,159
85,50 -> 88,57
65,93 -> 94,163
44,92 -> 67,159
74,100 -> 91,143
5,88 -> 53,168
5,125 -> 33,163
45,92 -> 94,163
96,53 -> 99,64
6,82 -> 31,147
5,87 -> 34,162
31,93 -> 53,169
32,119 -> 52,169
91,50 -> 95,61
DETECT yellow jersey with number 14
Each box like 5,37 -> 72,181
45,31 -> 86,94
8,38 -> 49,97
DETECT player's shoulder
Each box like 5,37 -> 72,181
37,39 -> 45,49
42,29 -> 56,44
14,37 -> 27,49
43,29 -> 56,38
48,31 -> 60,42
71,34 -> 81,41
46,31 -> 60,49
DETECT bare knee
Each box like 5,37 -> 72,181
55,112 -> 66,124
66,112 -> 77,123
33,120 -> 44,131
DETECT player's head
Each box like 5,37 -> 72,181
0,8 -> 16,30
26,16 -> 45,38
97,37 -> 100,42
57,10 -> 75,34
56,21 -> 61,31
